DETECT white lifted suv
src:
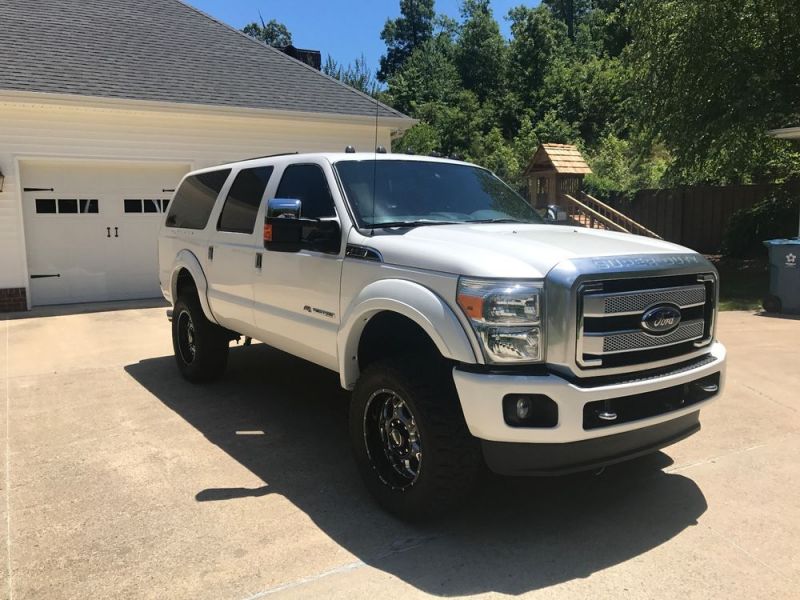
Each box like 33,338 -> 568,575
159,152 -> 726,518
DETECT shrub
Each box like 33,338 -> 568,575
722,190 -> 800,257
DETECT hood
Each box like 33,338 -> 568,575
352,224 -> 696,278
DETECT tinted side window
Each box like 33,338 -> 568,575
275,164 -> 336,219
218,166 -> 273,233
165,169 -> 231,229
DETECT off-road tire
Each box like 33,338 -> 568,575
172,294 -> 229,382
350,356 -> 483,520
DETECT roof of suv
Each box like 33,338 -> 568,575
207,152 -> 479,172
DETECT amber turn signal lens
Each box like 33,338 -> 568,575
457,293 -> 484,319
263,223 -> 273,242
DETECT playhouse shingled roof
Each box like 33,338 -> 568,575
524,143 -> 592,175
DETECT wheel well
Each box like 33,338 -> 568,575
175,268 -> 197,300
358,311 -> 442,372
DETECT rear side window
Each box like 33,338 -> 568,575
218,166 -> 274,233
275,164 -> 336,220
165,169 -> 231,229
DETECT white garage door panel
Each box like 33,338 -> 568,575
21,160 -> 190,306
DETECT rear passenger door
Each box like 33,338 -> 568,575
253,162 -> 344,370
160,168 -> 231,306
205,166 -> 273,335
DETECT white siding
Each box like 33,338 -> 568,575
0,99 -> 393,297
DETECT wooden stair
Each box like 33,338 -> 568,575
562,192 -> 662,239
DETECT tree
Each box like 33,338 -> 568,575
507,6 -> 567,110
242,16 -> 292,47
627,0 -> 800,184
378,0 -> 436,82
385,35 -> 461,115
323,54 -> 380,96
542,0 -> 591,40
454,0 -> 507,102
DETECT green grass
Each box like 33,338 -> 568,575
708,256 -> 769,311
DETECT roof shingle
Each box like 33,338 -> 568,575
525,143 -> 592,175
0,0 -> 408,120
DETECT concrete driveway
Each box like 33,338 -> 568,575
0,306 -> 798,599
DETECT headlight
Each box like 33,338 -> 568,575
457,278 -> 544,363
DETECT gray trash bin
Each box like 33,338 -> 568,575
762,238 -> 800,313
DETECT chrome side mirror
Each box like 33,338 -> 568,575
267,198 -> 301,219
545,204 -> 566,223
264,198 -> 302,252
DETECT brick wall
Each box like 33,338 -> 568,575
0,288 -> 28,312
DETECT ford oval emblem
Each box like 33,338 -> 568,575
641,304 -> 681,334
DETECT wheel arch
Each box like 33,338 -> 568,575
169,250 -> 218,324
338,279 -> 478,389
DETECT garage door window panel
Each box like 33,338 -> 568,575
124,199 -> 170,214
218,166 -> 274,234
80,199 -> 98,213
165,169 -> 231,229
35,199 -> 56,214
59,199 -> 78,213
35,198 -> 99,214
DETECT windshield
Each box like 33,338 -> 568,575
333,159 -> 544,228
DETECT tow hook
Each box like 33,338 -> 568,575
597,399 -> 618,422
694,382 -> 719,394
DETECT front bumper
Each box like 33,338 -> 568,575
482,412 -> 700,475
452,342 -> 726,470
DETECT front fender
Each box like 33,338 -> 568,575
338,278 -> 478,389
169,250 -> 218,324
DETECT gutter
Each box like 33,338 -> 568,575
0,89 -> 417,131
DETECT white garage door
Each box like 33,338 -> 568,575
21,160 -> 190,306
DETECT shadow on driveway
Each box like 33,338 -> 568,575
125,344 -> 707,596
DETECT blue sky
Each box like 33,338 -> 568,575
191,0 -> 535,72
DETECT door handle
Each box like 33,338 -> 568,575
114,226 -> 119,238
106,227 -> 111,238
255,253 -> 262,269
208,246 -> 214,261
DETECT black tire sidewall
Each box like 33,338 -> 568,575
350,358 -> 481,520
171,295 -> 228,382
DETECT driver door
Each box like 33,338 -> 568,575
253,162 -> 344,371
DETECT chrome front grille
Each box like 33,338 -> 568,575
584,285 -> 706,316
577,274 -> 715,369
585,320 -> 705,354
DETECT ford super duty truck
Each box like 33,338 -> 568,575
158,152 -> 726,519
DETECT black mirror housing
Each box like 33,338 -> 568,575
302,219 -> 341,254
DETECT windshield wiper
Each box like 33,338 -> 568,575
469,218 -> 525,224
370,220 -> 460,229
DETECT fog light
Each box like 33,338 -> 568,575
516,397 -> 531,419
502,394 -> 558,428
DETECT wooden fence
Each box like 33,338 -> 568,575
607,182 -> 797,253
